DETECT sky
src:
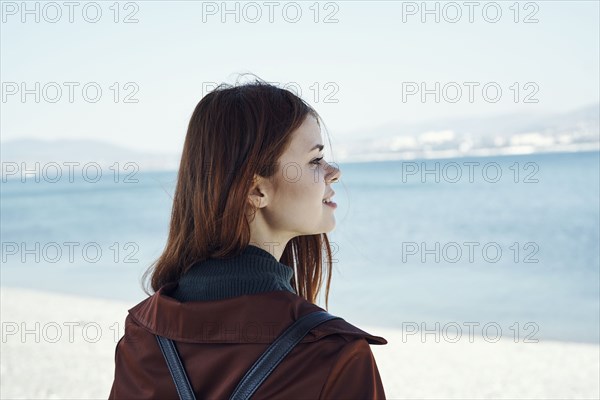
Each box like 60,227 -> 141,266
1,0 -> 599,154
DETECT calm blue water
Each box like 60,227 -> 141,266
2,151 -> 599,343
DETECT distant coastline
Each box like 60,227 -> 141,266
2,103 -> 598,174
335,142 -> 599,164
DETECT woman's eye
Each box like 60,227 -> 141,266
311,157 -> 324,165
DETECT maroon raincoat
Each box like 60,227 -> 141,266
108,282 -> 388,399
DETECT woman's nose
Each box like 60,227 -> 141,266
326,162 -> 341,183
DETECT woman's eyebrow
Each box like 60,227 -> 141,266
309,144 -> 324,153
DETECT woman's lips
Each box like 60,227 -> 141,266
323,201 -> 337,209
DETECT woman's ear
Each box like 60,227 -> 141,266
248,174 -> 270,209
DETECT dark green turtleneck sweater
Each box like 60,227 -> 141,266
169,244 -> 297,302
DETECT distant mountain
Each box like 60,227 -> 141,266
0,139 -> 180,179
335,103 -> 599,162
2,104 -> 598,178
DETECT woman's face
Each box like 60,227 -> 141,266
248,115 -> 342,249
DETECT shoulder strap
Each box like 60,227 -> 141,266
155,310 -> 341,400
229,310 -> 342,400
155,335 -> 197,400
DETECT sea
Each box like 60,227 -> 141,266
1,150 -> 599,344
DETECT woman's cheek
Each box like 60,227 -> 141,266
306,166 -> 322,184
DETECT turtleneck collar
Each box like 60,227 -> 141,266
169,244 -> 297,302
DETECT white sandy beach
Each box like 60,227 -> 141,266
1,286 -> 598,399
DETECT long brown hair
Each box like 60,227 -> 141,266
141,75 -> 337,309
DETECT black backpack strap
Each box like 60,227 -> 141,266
229,310 -> 342,400
155,335 -> 197,400
155,310 -> 341,400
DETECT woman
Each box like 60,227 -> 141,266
108,76 -> 388,399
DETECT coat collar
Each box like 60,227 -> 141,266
128,282 -> 388,345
